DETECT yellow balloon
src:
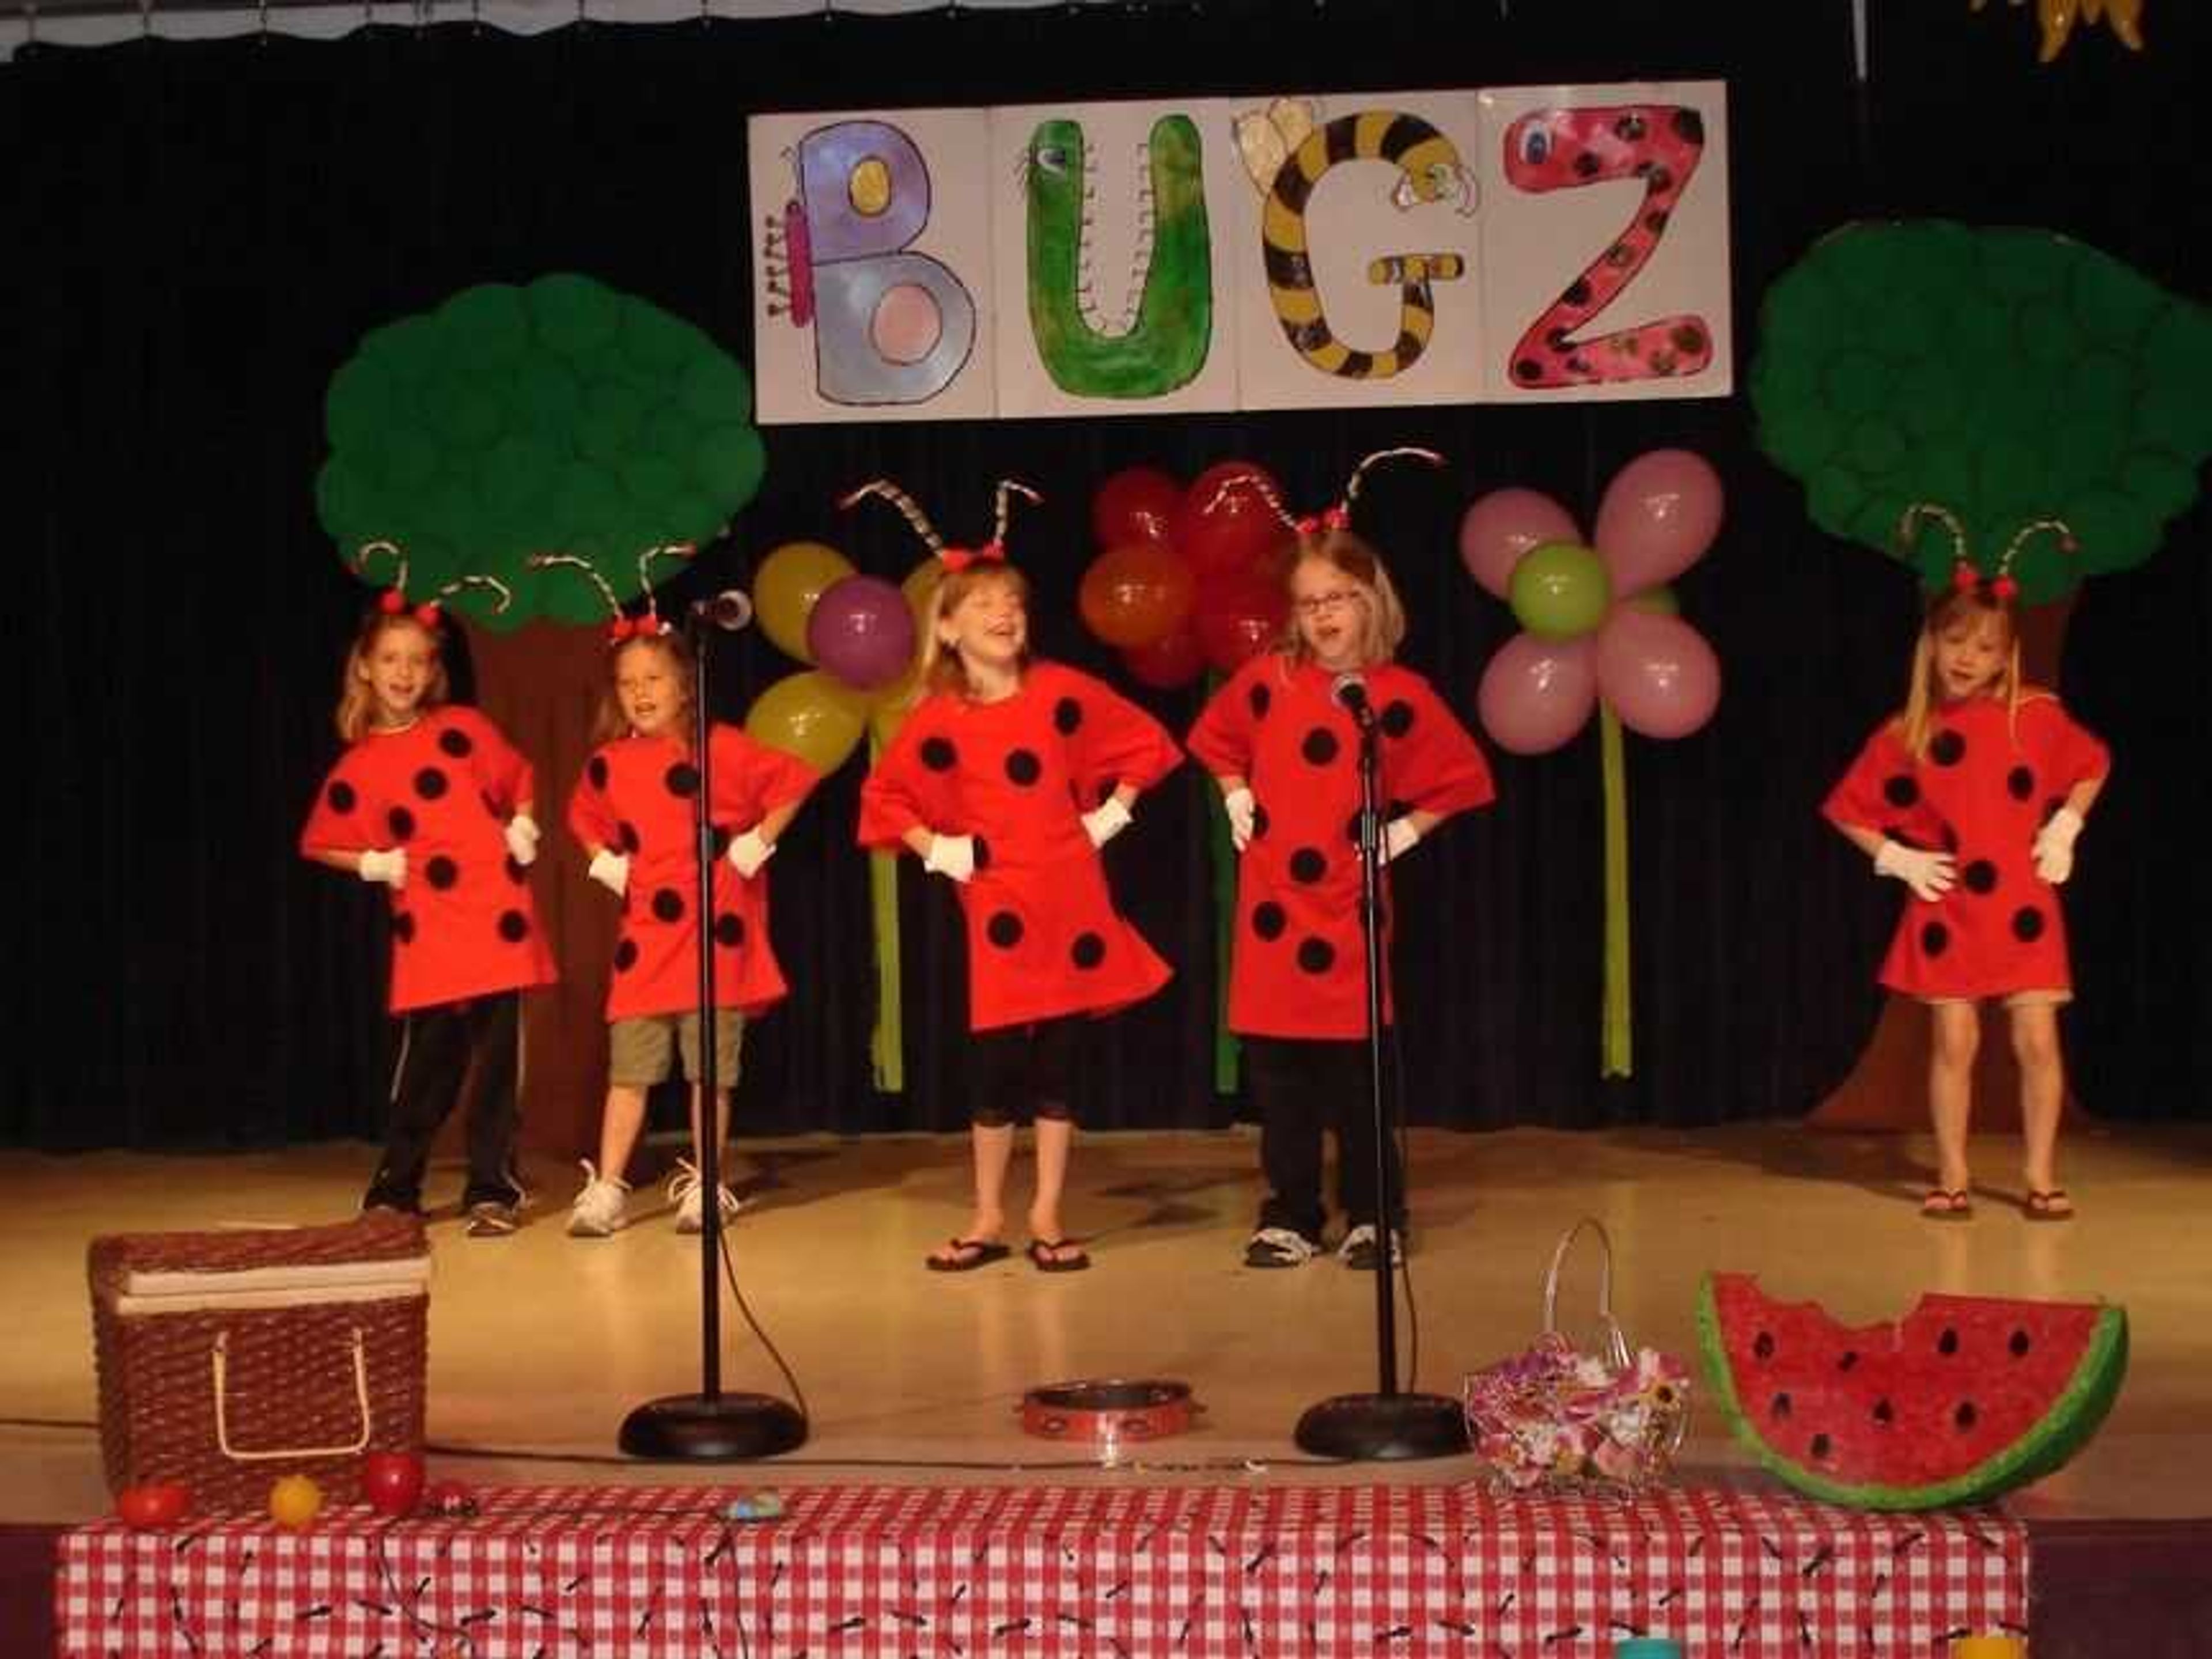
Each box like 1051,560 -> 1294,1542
901,558 -> 945,637
755,540 -> 855,664
868,666 -> 926,747
745,670 -> 869,774
268,1474 -> 323,1529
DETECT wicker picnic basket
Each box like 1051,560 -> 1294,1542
88,1211 -> 431,1511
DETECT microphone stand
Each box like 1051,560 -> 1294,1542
1292,690 -> 1469,1461
619,604 -> 807,1461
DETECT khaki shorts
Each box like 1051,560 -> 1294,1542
1921,989 -> 2072,1010
608,1010 -> 744,1088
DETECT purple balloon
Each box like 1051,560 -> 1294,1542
1594,609 -> 1721,739
1459,488 -> 1582,599
1475,632 -> 1598,755
807,574 -> 916,691
1593,449 -> 1724,598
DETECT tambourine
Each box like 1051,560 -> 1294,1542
1018,1378 -> 1199,1453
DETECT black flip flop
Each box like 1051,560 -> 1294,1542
2024,1188 -> 2076,1222
1025,1238 -> 1091,1274
926,1237 -> 1011,1272
1919,1188 -> 1972,1221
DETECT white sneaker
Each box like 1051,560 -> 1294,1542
1337,1223 -> 1404,1271
566,1161 -> 631,1237
1243,1226 -> 1320,1268
669,1160 -> 743,1234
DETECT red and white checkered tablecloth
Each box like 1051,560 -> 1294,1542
56,1482 -> 2027,1656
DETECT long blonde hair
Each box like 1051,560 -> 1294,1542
919,563 -> 1033,698
1277,529 -> 1408,668
1899,585 -> 2022,757
592,631 -> 695,747
335,612 -> 449,743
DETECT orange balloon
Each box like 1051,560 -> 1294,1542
1078,543 -> 1196,649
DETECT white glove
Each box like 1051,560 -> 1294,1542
1082,797 -> 1133,849
1222,786 -> 1255,853
1874,838 -> 1956,902
358,848 -> 407,889
503,814 -> 541,867
1381,817 -> 1422,865
727,827 -> 776,880
587,849 -> 630,897
2033,806 -> 2084,885
922,833 -> 976,884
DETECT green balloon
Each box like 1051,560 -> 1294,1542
527,272 -> 620,359
694,425 -> 766,499
1508,541 -> 1611,640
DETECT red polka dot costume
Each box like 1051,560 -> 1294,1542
1189,655 -> 1496,1039
1823,691 -> 2109,999
858,661 -> 1181,1031
300,706 -> 555,1013
567,726 -> 819,1021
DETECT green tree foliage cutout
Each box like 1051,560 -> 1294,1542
1752,221 -> 2212,598
317,274 -> 767,628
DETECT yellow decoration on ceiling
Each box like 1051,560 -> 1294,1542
1970,0 -> 2146,61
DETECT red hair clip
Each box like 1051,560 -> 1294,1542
939,541 -> 1006,573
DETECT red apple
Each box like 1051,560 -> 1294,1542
361,1450 -> 426,1517
117,1481 -> 190,1529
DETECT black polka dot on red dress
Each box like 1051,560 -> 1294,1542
426,856 -> 460,891
388,806 -> 416,842
665,763 -> 700,798
714,913 -> 745,948
1252,902 -> 1287,941
1302,728 -> 1340,767
1005,748 -> 1042,786
971,836 -> 992,871
618,822 -> 641,854
588,756 -> 609,791
1296,937 -> 1336,975
393,912 -> 416,944
1929,730 -> 1966,767
497,911 -> 529,943
1070,932 -> 1106,969
986,911 -> 1024,948
1883,775 -> 1919,809
327,781 -> 358,814
1921,921 -> 1950,957
1290,848 -> 1327,884
1248,683 -> 1271,720
652,889 -> 685,923
921,737 -> 957,772
1380,700 -> 1415,739
2013,907 -> 2046,942
1053,697 -> 1084,735
414,767 -> 449,801
2008,766 -> 2036,802
1963,859 -> 1998,895
613,938 -> 638,972
438,728 -> 474,759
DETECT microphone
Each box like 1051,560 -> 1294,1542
692,590 -> 755,632
1332,671 -> 1374,728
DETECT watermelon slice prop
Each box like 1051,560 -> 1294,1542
1697,1272 -> 2128,1511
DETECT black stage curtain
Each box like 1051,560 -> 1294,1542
3,1 -> 2205,1149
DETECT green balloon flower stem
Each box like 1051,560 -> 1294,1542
1600,704 -> 1633,1079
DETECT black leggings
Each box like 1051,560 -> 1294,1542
967,1017 -> 1078,1127
366,992 -> 523,1210
1243,1035 -> 1403,1240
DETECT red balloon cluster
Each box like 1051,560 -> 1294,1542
1078,461 -> 1292,686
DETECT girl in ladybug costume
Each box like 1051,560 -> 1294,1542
299,550 -> 554,1235
856,480 -> 1182,1274
1188,453 -> 1496,1271
548,553 -> 821,1238
1823,509 -> 2109,1222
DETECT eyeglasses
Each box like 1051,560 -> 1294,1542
1293,589 -> 1364,618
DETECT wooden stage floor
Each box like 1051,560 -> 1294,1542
3,1121 -> 2206,1524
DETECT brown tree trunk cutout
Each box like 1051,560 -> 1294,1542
461,622 -> 618,1161
1809,597 -> 2084,1131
